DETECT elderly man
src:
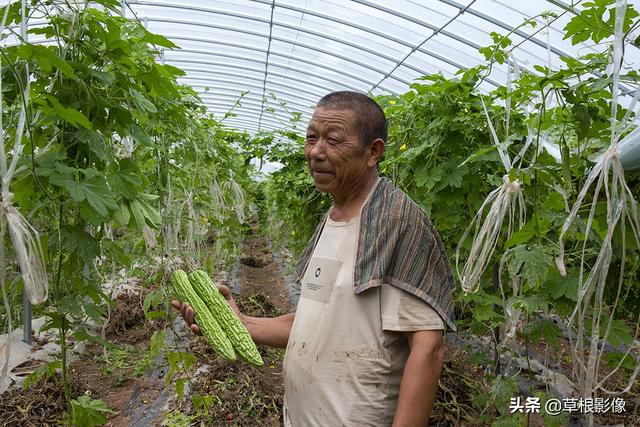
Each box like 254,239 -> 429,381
173,91 -> 455,426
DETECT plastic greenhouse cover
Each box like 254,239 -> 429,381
1,0 -> 639,168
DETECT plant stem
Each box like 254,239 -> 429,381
53,201 -> 71,406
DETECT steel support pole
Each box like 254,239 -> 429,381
22,292 -> 31,344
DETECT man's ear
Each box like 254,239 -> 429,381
367,138 -> 385,167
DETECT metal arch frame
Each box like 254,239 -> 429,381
193,87 -> 316,113
202,94 -> 312,120
178,74 -> 324,103
170,46 -> 390,91
204,110 -> 294,131
347,0 -> 561,85
128,4 -> 484,88
162,33 -> 410,86
206,101 -> 306,127
140,17 -> 401,92
182,79 -> 319,107
130,0 -> 639,84
169,60 -> 340,95
199,98 -> 305,121
221,122 -> 283,134
164,38 -> 397,92
220,118 -> 283,132
130,1 -> 500,85
157,43 -> 391,92
258,0 -> 276,131
439,0 -> 574,58
199,95 -> 299,114
245,0 -> 501,89
204,110 -> 286,131
186,80 -> 317,107
175,61 -> 333,102
368,0 -> 478,92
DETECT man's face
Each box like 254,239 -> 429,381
304,107 -> 373,198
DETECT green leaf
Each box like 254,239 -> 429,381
86,175 -> 118,214
91,70 -> 115,85
109,159 -> 143,200
55,226 -> 100,265
459,144 -> 498,167
31,45 -> 76,78
70,395 -> 113,427
113,203 -> 131,226
129,199 -> 147,229
127,124 -> 152,146
506,244 -> 554,287
505,215 -> 552,248
144,290 -> 165,319
175,377 -> 187,400
144,30 -> 178,48
45,94 -> 92,129
75,129 -> 109,161
129,88 -> 158,113
604,319 -> 634,347
490,375 -> 519,416
522,318 -> 562,348
474,304 -> 500,322
507,294 -> 549,314
23,360 -> 62,389
149,330 -> 167,358
0,2 -> 23,27
545,268 -> 579,301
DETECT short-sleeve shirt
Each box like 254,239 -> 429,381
282,214 -> 444,426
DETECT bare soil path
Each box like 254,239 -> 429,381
0,225 -> 292,427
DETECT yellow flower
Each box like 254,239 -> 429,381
400,144 -> 407,151
389,100 -> 396,105
291,230 -> 296,236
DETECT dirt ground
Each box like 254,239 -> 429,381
0,227 -> 292,427
2,226 -> 638,426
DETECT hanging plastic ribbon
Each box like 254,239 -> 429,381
456,84 -> 527,294
1,0 -> 50,390
556,0 -> 640,399
0,0 -> 49,307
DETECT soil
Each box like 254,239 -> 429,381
2,226 -> 639,426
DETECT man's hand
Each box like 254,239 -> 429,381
171,299 -> 199,335
171,284 -> 243,336
172,283 -> 295,349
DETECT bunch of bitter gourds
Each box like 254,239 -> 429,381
171,269 -> 264,366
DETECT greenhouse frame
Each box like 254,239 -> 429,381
1,0 -> 640,426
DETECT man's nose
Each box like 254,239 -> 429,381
308,138 -> 327,160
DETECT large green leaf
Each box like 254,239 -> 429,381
129,88 -> 158,113
49,169 -> 118,217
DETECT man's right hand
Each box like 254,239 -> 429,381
171,300 -> 202,335
170,284 -> 244,336
172,284 -> 293,349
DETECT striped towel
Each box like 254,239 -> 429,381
295,177 -> 456,331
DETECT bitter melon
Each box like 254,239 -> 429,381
171,269 -> 236,362
189,270 -> 264,367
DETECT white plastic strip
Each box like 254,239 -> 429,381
0,0 -> 49,309
556,0 -> 640,399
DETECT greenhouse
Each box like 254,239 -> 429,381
0,0 -> 639,426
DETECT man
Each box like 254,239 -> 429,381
173,91 -> 455,426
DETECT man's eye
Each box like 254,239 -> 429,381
306,136 -> 317,143
328,137 -> 340,144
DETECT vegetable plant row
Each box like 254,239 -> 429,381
260,2 -> 640,425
